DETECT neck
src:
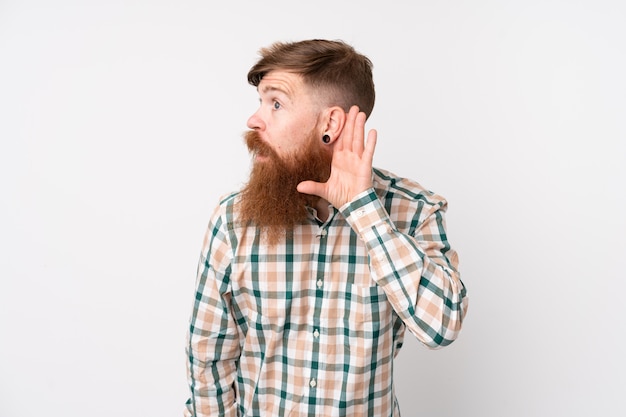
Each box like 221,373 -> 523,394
314,198 -> 330,222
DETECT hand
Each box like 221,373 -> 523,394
297,105 -> 378,208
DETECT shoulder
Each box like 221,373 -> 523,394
372,167 -> 449,232
199,191 -> 241,256
206,191 -> 241,231
216,191 -> 240,209
372,167 -> 447,209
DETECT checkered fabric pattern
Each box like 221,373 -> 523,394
184,167 -> 468,417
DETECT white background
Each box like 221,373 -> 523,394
1,1 -> 625,416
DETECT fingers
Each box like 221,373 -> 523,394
337,106 -> 356,152
363,128 -> 378,165
352,111 -> 367,155
340,105 -> 367,154
297,180 -> 325,199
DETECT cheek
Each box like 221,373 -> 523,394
276,128 -> 302,153
270,115 -> 317,154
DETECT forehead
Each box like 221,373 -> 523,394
257,71 -> 307,97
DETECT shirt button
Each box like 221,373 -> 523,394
316,279 -> 323,288
313,329 -> 320,338
356,209 -> 365,217
310,379 -> 317,388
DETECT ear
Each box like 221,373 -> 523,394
320,106 -> 347,144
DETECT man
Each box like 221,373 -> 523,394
184,39 -> 468,416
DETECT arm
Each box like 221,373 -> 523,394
185,205 -> 240,417
340,189 -> 468,348
297,105 -> 467,348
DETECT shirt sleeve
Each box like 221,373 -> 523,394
184,205 -> 240,417
340,188 -> 468,349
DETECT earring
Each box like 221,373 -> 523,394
322,134 -> 331,143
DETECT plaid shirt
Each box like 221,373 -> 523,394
185,167 -> 468,417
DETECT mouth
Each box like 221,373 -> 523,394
245,130 -> 276,162
251,143 -> 275,162
254,153 -> 270,162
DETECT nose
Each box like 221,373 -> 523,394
246,110 -> 265,130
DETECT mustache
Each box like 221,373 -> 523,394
244,130 -> 279,160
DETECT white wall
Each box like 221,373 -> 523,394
1,1 -> 624,416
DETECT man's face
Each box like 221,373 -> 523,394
246,70 -> 323,161
238,71 -> 332,244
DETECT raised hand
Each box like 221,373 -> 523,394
297,105 -> 378,208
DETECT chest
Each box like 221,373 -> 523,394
228,221 -> 380,324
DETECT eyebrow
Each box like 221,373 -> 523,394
260,84 -> 291,97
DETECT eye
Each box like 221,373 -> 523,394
273,100 -> 281,110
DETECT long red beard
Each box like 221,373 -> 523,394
237,130 -> 332,245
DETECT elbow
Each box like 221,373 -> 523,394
418,327 -> 463,350
415,296 -> 469,350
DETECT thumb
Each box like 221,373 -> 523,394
297,180 -> 325,198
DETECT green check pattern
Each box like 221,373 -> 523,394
184,168 -> 468,417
